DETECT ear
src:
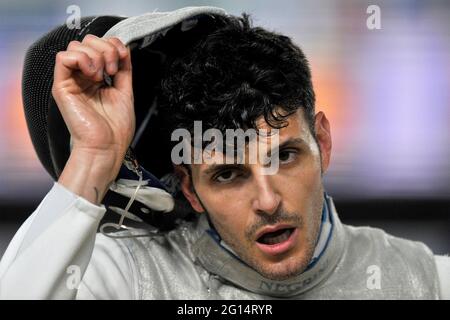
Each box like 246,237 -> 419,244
314,111 -> 332,174
174,165 -> 205,213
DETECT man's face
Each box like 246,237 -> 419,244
180,109 -> 332,281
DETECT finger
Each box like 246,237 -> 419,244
67,40 -> 104,82
114,46 -> 133,94
106,37 -> 128,59
82,34 -> 120,76
53,50 -> 95,84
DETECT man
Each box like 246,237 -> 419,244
0,9 -> 449,299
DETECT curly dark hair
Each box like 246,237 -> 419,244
159,13 -> 316,137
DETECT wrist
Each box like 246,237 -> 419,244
58,148 -> 125,205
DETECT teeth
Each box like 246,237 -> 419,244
259,228 -> 293,245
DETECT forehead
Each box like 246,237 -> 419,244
255,108 -> 309,138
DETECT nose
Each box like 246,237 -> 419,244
251,172 -> 281,215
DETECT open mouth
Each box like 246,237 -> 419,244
256,227 -> 295,245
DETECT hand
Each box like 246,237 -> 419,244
52,34 -> 135,161
52,35 -> 135,204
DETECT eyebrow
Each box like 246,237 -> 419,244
276,137 -> 307,151
201,137 -> 307,176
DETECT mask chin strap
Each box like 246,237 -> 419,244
100,148 -> 166,238
99,169 -> 146,237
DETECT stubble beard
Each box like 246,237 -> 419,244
210,188 -> 324,282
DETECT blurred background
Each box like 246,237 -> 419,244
0,0 -> 449,257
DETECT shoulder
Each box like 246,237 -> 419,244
434,255 -> 450,299
338,224 -> 441,298
113,217 -> 203,259
342,224 -> 438,278
109,217 -> 204,266
343,223 -> 435,258
93,218 -> 207,299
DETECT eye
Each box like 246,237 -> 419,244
278,149 -> 298,163
213,170 -> 239,183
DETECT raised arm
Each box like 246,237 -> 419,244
0,35 -> 135,299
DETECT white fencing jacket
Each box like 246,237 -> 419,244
0,183 -> 449,299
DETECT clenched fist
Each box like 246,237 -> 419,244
52,34 -> 135,155
52,35 -> 135,204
